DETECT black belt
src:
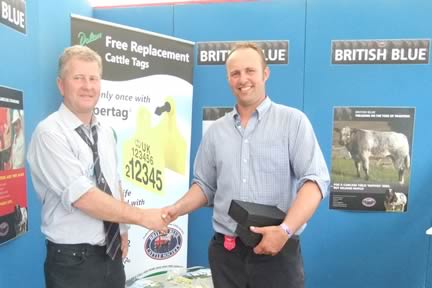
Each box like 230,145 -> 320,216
215,232 -> 300,241
46,240 -> 106,256
214,232 -> 231,241
214,232 -> 299,244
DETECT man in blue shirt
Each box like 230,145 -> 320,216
163,42 -> 329,288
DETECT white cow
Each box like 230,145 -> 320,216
336,127 -> 410,184
384,189 -> 407,212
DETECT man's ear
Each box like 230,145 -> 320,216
263,66 -> 270,81
57,77 -> 65,97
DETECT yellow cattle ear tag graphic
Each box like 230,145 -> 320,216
155,97 -> 187,175
123,107 -> 165,194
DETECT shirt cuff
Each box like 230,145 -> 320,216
192,179 -> 213,206
120,224 -> 130,235
62,175 -> 94,212
298,176 -> 330,199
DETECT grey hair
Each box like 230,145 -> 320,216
58,45 -> 102,78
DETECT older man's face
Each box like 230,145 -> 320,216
57,57 -> 101,119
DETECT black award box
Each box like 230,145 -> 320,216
228,200 -> 286,247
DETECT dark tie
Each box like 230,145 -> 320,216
76,125 -> 121,260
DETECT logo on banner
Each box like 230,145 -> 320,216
0,0 -> 26,34
362,197 -> 377,208
78,31 -> 102,46
197,40 -> 289,65
331,39 -> 430,64
0,221 -> 9,236
144,227 -> 182,260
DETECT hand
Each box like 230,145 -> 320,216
250,225 -> 289,256
140,208 -> 168,233
161,204 -> 180,224
120,232 -> 129,259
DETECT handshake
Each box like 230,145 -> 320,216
138,203 -> 182,233
134,183 -> 207,233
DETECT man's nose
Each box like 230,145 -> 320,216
239,72 -> 248,83
81,78 -> 91,89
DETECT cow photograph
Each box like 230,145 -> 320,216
334,126 -> 410,184
330,107 -> 415,212
332,108 -> 413,185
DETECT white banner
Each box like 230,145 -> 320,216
71,15 -> 194,284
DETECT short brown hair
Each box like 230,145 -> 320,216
58,45 -> 102,78
226,42 -> 267,69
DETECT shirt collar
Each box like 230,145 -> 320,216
59,103 -> 99,130
256,96 -> 271,120
232,96 -> 272,122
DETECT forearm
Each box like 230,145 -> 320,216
174,183 -> 208,216
283,181 -> 323,233
74,187 -> 149,226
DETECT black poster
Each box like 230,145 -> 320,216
330,107 -> 415,212
0,0 -> 26,34
197,40 -> 289,65
331,39 -> 430,64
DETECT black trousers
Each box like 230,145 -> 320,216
208,233 -> 304,288
45,241 -> 125,288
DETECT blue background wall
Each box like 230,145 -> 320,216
0,1 -> 92,287
1,0 -> 431,287
303,1 -> 432,287
0,1 -> 42,287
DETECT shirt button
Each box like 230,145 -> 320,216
242,179 -> 246,183
244,139 -> 249,144
243,159 -> 247,163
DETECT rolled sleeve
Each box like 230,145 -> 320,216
192,178 -> 214,206
290,112 -> 330,198
63,175 -> 94,212
192,132 -> 217,206
298,176 -> 330,199
27,127 -> 96,211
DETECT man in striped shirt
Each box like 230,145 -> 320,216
163,42 -> 329,288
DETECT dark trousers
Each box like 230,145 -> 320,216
45,241 -> 125,288
208,233 -> 304,288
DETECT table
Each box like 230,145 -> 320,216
127,267 -> 213,288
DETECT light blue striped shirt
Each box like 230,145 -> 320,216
193,97 -> 330,236
27,104 -> 126,244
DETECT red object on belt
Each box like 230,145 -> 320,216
224,235 -> 236,251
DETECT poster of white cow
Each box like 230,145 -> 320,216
330,107 -> 415,212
